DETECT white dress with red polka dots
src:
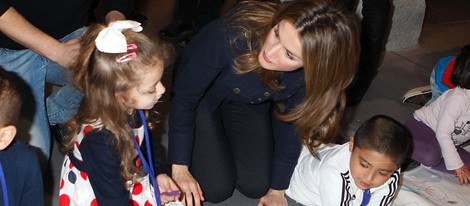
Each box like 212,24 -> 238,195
58,122 -> 157,206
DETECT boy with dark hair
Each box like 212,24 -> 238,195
0,67 -> 43,205
286,115 -> 410,206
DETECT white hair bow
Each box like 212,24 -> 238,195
95,20 -> 143,53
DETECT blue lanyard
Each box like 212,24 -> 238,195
131,110 -> 161,206
360,189 -> 371,206
0,160 -> 9,206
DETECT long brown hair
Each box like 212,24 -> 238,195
65,23 -> 170,179
229,0 -> 360,155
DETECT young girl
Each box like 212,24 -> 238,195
58,20 -> 180,206
405,45 -> 470,184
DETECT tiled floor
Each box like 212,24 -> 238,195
45,0 -> 470,205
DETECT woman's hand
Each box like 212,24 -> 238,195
172,164 -> 204,206
257,189 -> 287,206
48,38 -> 81,69
157,173 -> 181,204
455,165 -> 470,184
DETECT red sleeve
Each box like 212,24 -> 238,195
442,58 -> 456,89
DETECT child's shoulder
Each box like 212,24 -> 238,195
0,139 -> 41,169
440,87 -> 470,103
302,143 -> 350,173
3,139 -> 38,157
81,127 -> 116,145
317,143 -> 350,160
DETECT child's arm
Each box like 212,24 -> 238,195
435,93 -> 467,172
142,136 -> 181,203
455,165 -> 470,184
80,130 -> 132,206
157,173 -> 181,204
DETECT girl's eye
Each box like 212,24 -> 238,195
286,51 -> 294,60
360,162 -> 368,168
147,89 -> 156,94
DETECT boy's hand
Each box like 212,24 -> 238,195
455,165 -> 470,184
257,189 -> 287,206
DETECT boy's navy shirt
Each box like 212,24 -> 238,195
0,139 -> 43,206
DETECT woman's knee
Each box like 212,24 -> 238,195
236,185 -> 269,199
235,177 -> 270,199
202,182 -> 235,203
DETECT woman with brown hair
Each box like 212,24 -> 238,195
168,0 -> 360,205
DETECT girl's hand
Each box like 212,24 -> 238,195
257,189 -> 287,206
172,164 -> 204,206
157,173 -> 181,204
454,165 -> 470,184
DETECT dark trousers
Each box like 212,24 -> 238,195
338,0 -> 391,105
190,101 -> 273,203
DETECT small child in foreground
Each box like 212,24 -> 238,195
0,67 -> 44,205
286,115 -> 410,206
58,21 -> 179,205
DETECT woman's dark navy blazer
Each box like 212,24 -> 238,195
168,16 -> 306,190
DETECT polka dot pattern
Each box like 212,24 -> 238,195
59,124 -> 156,205
136,157 -> 142,168
132,182 -> 143,195
68,171 -> 77,184
80,171 -> 88,180
83,125 -> 93,135
59,194 -> 70,206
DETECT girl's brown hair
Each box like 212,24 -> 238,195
229,0 -> 360,155
65,23 -> 170,179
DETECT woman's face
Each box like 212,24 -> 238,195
258,20 -> 303,72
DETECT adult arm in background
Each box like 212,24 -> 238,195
168,18 -> 232,206
0,0 -> 131,69
0,7 -> 80,69
258,90 -> 303,206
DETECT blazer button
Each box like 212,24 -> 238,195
233,88 -> 241,94
264,92 -> 271,96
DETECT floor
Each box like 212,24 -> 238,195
45,0 -> 470,205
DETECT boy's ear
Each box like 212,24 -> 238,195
349,136 -> 354,152
0,125 -> 16,150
